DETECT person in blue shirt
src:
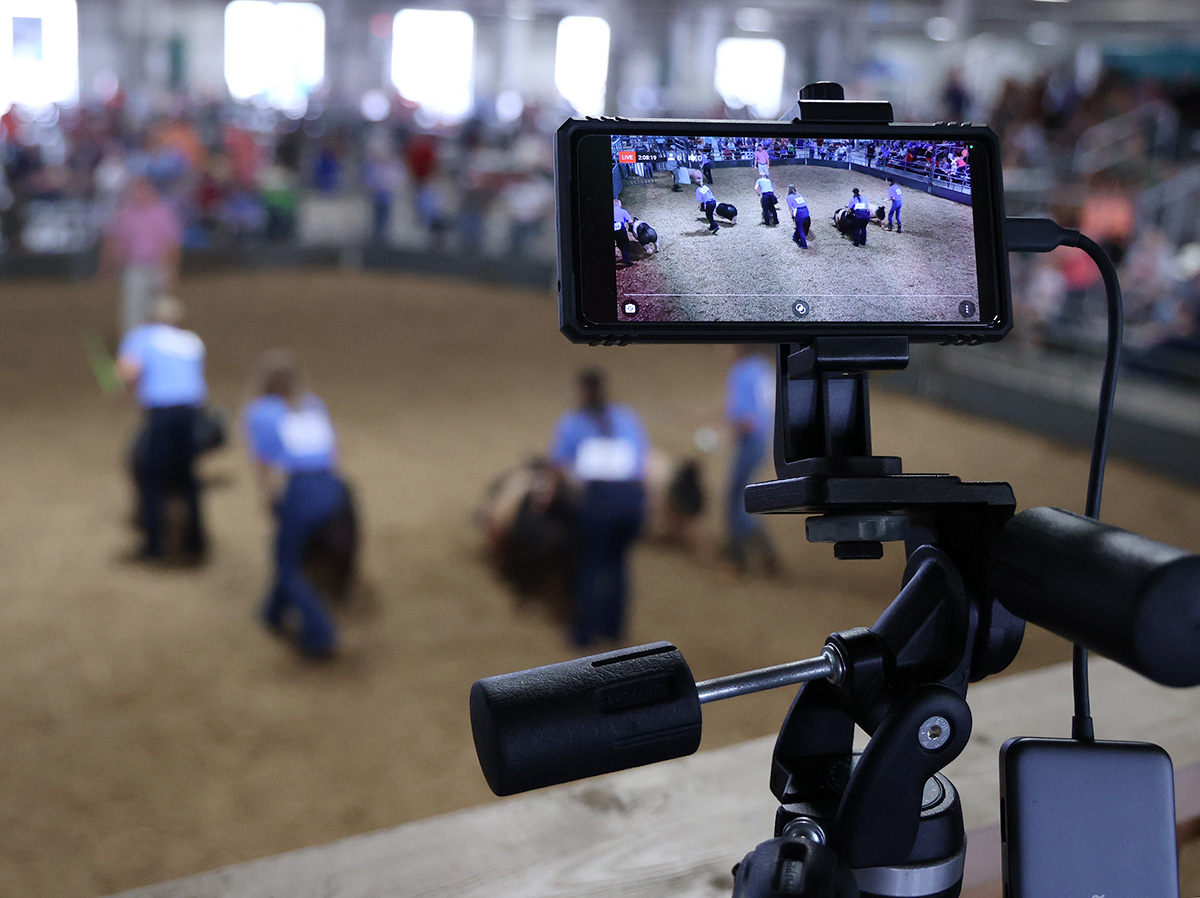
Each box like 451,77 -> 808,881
695,183 -> 719,234
242,351 -> 356,658
849,188 -> 872,247
887,178 -> 903,233
724,346 -> 779,575
117,296 -> 208,561
785,185 -> 810,248
549,369 -> 649,647
613,198 -> 634,265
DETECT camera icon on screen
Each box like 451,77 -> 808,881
792,300 -> 810,318
622,301 -> 639,316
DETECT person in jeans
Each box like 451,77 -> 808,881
117,296 -> 207,562
549,369 -> 649,647
242,351 -> 356,658
724,346 -> 779,575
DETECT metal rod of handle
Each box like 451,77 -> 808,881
695,645 -> 843,704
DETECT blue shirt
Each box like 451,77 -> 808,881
118,323 -> 207,408
726,355 -> 775,440
787,194 -> 808,216
889,184 -> 902,204
756,177 -> 775,195
614,206 -> 633,231
696,185 -> 715,205
242,394 -> 338,473
549,404 -> 649,482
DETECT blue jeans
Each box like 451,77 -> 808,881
793,213 -> 810,248
262,470 -> 349,657
888,202 -> 902,230
727,431 -> 771,567
572,480 -> 645,647
853,211 -> 870,246
132,405 -> 205,558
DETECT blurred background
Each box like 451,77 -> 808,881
4,1 -> 1200,401
2,1 -> 1200,896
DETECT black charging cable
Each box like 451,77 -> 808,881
1005,217 -> 1125,742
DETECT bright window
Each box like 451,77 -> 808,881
391,9 -> 475,124
714,37 -> 785,118
224,1 -> 325,113
0,0 -> 79,114
555,16 -> 610,117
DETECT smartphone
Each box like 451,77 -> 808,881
555,117 -> 1012,344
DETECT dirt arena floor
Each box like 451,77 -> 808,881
2,267 -> 1200,897
615,164 -> 976,323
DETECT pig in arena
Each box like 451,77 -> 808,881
474,452 -> 708,607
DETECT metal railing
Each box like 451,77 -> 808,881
1137,162 -> 1200,247
1074,100 -> 1179,176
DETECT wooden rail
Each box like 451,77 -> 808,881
108,658 -> 1200,898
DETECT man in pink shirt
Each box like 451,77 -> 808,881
754,143 -> 771,177
100,177 -> 183,335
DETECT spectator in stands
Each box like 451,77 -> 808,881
99,176 -> 183,336
363,150 -> 404,244
313,142 -> 343,194
1079,176 -> 1136,266
261,157 -> 300,243
942,70 -> 972,121
505,173 -> 554,258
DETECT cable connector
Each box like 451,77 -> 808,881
1005,217 -> 1081,253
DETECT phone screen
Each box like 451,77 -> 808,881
568,126 -> 1007,337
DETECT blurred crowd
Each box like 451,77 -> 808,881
2,65 -> 1199,383
980,68 -> 1200,379
0,91 -> 558,260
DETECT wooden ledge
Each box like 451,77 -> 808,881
108,658 -> 1200,898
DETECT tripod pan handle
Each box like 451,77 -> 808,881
470,642 -> 702,796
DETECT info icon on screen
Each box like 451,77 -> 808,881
792,300 -> 810,318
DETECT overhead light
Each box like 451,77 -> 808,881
555,16 -> 610,117
1028,21 -> 1060,45
393,9 -> 475,123
715,37 -> 786,117
735,7 -> 774,32
925,16 -> 958,41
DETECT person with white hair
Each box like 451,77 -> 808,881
116,295 -> 208,562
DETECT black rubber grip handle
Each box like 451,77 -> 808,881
990,506 -> 1200,687
469,642 -> 703,796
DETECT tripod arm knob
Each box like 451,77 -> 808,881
469,642 -> 702,796
990,506 -> 1200,687
732,836 -> 855,898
